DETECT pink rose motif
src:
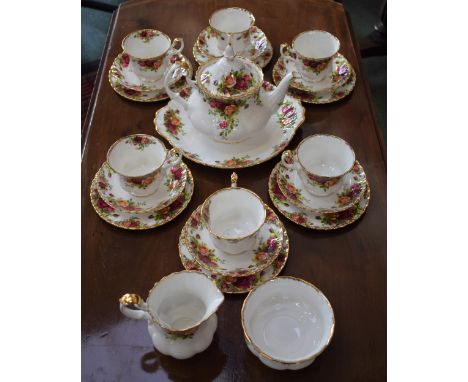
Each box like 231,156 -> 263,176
121,53 -> 130,68
233,274 -> 257,289
97,198 -> 114,212
170,55 -> 181,64
266,237 -> 277,252
171,166 -> 183,180
219,121 -> 228,129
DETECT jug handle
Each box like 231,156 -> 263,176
119,293 -> 151,321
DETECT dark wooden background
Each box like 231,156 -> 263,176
82,0 -> 387,380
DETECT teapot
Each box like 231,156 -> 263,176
164,45 -> 293,143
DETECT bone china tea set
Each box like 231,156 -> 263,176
92,7 -> 368,369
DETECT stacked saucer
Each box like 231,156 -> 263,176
193,8 -> 273,68
179,174 -> 289,294
269,134 -> 370,230
272,30 -> 356,104
90,134 -> 194,230
108,29 -> 193,102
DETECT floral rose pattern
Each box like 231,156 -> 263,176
214,155 -> 260,167
302,58 -> 330,74
207,99 -> 247,138
252,228 -> 282,266
163,108 -> 184,139
164,165 -> 185,191
133,30 -> 158,42
307,173 -> 340,191
137,58 -> 163,72
123,175 -> 155,190
318,204 -> 363,226
125,135 -> 155,150
214,70 -> 255,96
189,235 -> 224,269
277,101 -> 297,128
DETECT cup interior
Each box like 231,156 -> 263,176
148,272 -> 224,331
243,277 -> 334,363
297,135 -> 355,177
206,188 -> 265,239
107,135 -> 166,177
122,29 -> 171,59
293,30 -> 339,59
210,8 -> 254,33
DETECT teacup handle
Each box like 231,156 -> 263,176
163,147 -> 182,168
281,150 -> 298,169
170,37 -> 184,54
231,172 -> 238,187
280,43 -> 295,58
119,293 -> 151,321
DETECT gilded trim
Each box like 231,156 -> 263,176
241,276 -> 335,365
208,7 -> 255,35
291,30 -> 340,61
121,29 -> 172,60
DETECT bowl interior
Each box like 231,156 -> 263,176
298,135 -> 355,177
148,272 -> 224,331
107,135 -> 165,177
243,278 -> 334,363
123,30 -> 171,59
293,31 -> 339,59
210,8 -> 254,33
207,188 -> 265,239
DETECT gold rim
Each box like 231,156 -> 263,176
121,29 -> 172,60
292,30 -> 340,61
195,55 -> 264,102
144,270 -> 224,335
178,217 -> 290,294
201,186 -> 267,241
185,205 -> 283,277
241,276 -> 335,365
108,53 -> 193,103
208,7 -> 255,35
153,93 -> 306,169
89,165 -> 194,231
269,162 -> 371,230
296,134 -> 356,179
106,134 -> 167,178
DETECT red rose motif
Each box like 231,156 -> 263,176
171,166 -> 183,180
219,121 -> 228,129
121,53 -> 130,68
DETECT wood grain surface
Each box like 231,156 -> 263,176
82,0 -> 387,380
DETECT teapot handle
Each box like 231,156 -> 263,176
119,293 -> 151,321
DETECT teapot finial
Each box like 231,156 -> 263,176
223,43 -> 235,61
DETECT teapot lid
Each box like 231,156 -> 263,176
195,44 -> 263,101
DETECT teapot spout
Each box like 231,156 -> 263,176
164,63 -> 195,111
261,72 -> 293,113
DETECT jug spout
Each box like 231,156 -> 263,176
261,72 -> 293,114
164,63 -> 195,111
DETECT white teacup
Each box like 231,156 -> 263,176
209,7 -> 256,56
107,134 -> 181,197
280,30 -> 340,83
242,276 -> 335,370
201,173 -> 266,255
119,271 -> 224,359
121,29 -> 184,83
281,134 -> 355,197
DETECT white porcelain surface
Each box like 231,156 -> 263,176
97,161 -> 186,213
277,157 -> 366,212
164,47 -> 293,143
209,7 -> 255,54
121,29 -> 184,82
154,94 -> 304,169
242,277 -> 335,370
282,30 -> 340,83
203,187 -> 266,254
107,134 -> 181,197
120,271 -> 224,359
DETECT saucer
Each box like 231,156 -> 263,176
108,52 -> 193,102
185,205 -> 284,277
273,56 -> 356,104
97,161 -> 187,214
275,53 -> 351,93
269,162 -> 370,230
277,158 -> 367,213
193,38 -> 273,68
196,26 -> 269,61
90,165 -> 194,230
154,92 -> 305,169
179,220 -> 289,294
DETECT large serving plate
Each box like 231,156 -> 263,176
154,91 -> 305,169
269,162 -> 370,230
90,164 -> 194,230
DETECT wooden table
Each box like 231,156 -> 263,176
82,0 -> 387,380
